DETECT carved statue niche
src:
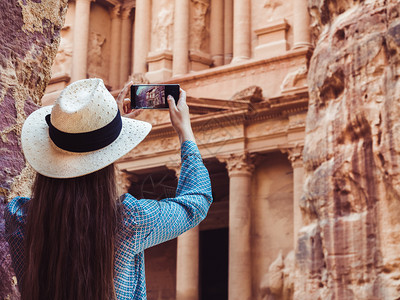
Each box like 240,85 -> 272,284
128,73 -> 150,84
52,26 -> 72,76
87,32 -> 106,78
190,0 -> 209,52
152,2 -> 174,51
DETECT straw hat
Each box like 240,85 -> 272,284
21,78 -> 152,178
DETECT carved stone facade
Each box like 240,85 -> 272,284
4,0 -> 397,299
42,0 -> 311,299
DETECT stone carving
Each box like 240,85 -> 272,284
52,27 -> 72,76
111,4 -> 121,18
260,251 -> 295,300
217,153 -> 255,176
152,4 -> 174,51
297,1 -> 400,299
87,32 -> 106,78
165,162 -> 181,178
190,0 -> 209,52
129,141 -> 152,157
128,73 -> 150,84
280,66 -> 308,93
230,86 -> 264,103
281,145 -> 304,168
264,0 -> 291,21
196,119 -> 232,143
115,169 -> 132,195
127,137 -> 180,158
121,7 -> 132,20
138,110 -> 170,125
260,251 -> 284,298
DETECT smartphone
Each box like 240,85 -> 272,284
130,84 -> 180,109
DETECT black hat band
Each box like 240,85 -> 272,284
45,110 -> 122,153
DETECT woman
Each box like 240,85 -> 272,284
5,78 -> 212,300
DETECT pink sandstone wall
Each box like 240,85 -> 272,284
0,1 -> 67,298
251,153 -> 294,299
297,0 -> 400,298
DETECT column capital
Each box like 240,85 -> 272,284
217,152 -> 255,176
166,162 -> 182,178
121,7 -> 133,19
281,145 -> 304,168
110,4 -> 121,19
115,169 -> 134,195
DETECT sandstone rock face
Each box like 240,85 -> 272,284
297,0 -> 400,299
0,1 -> 67,298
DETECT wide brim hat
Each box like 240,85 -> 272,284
21,78 -> 152,178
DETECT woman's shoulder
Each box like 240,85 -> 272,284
4,197 -> 30,234
5,197 -> 30,217
119,193 -> 161,228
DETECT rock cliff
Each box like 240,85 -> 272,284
0,1 -> 67,298
297,0 -> 400,299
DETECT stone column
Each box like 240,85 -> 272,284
232,0 -> 251,63
120,7 -> 133,87
176,226 -> 200,300
224,0 -> 233,64
173,0 -> 189,76
285,146 -> 305,247
71,0 -> 93,82
293,0 -> 311,48
218,153 -> 254,300
109,5 -> 122,90
133,0 -> 151,74
131,13 -> 135,76
210,0 -> 224,67
168,163 -> 200,300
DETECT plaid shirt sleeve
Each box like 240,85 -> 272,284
142,140 -> 212,249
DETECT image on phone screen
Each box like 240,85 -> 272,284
131,84 -> 179,109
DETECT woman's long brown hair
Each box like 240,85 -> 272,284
22,164 -> 119,300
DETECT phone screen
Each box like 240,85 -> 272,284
130,84 -> 180,109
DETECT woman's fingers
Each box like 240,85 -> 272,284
116,81 -> 142,117
117,82 -> 142,119
123,109 -> 143,119
117,81 -> 132,103
177,89 -> 186,107
168,95 -> 178,112
117,81 -> 133,113
123,98 -> 131,114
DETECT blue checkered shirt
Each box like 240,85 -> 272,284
5,141 -> 213,299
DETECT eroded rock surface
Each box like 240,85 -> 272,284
0,1 -> 67,298
297,0 -> 400,299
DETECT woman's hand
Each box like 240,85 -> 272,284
168,89 -> 196,144
116,81 -> 143,118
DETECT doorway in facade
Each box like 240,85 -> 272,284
200,227 -> 229,300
